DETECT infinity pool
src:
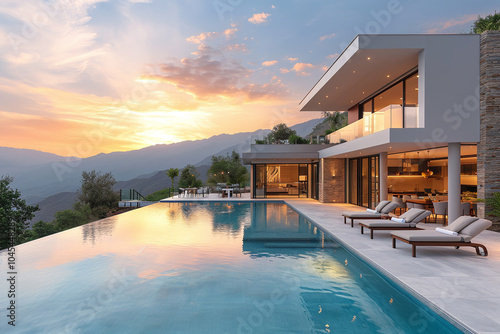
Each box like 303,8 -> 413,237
0,202 -> 461,333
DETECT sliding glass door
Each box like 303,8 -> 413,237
348,156 -> 379,208
254,164 -> 266,199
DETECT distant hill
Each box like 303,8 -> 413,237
31,192 -> 79,226
1,118 -> 323,203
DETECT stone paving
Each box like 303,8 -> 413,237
161,194 -> 500,333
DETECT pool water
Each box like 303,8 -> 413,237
0,202 -> 461,333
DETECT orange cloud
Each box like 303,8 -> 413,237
187,27 -> 239,44
223,27 -> 238,38
186,32 -> 218,44
426,14 -> 477,33
287,57 -> 298,62
262,60 -> 278,66
327,53 -> 339,59
248,12 -> 270,24
292,62 -> 316,75
147,55 -> 288,102
225,44 -> 248,52
319,33 -> 336,41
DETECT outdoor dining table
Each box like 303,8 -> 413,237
184,188 -> 198,197
405,198 -> 434,209
222,188 -> 233,198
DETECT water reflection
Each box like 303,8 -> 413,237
81,219 -> 115,245
242,202 -> 333,257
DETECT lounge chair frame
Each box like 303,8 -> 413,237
360,224 -> 423,239
343,215 -> 390,228
391,235 -> 489,257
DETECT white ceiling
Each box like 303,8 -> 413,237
300,48 -> 419,112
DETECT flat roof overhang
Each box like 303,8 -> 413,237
242,152 -> 320,164
300,35 -> 422,112
242,144 -> 332,164
318,128 -> 479,159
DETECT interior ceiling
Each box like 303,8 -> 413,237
300,49 -> 420,112
388,145 -> 477,160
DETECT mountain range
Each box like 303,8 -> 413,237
1,118 -> 324,223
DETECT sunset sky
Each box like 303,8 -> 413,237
0,0 -> 497,157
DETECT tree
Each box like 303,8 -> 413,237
266,123 -> 297,144
77,170 -> 119,219
22,221 -> 60,242
53,202 -> 93,230
178,165 -> 203,188
166,168 -> 179,190
322,111 -> 348,133
472,12 -> 500,33
288,134 -> 308,144
207,151 -> 249,186
0,176 -> 39,249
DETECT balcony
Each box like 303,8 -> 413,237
327,104 -> 419,144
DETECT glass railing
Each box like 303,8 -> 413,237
327,104 -> 419,144
120,189 -> 147,201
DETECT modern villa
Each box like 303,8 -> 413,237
244,32 -> 500,228
3,32 -> 500,333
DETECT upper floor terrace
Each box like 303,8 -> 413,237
300,34 -> 480,157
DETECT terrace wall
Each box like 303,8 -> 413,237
319,158 -> 345,203
478,30 -> 500,230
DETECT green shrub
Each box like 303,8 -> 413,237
146,188 -> 174,201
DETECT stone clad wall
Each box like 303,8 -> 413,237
478,31 -> 500,230
319,158 -> 345,203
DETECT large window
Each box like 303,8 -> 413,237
359,71 -> 418,128
373,82 -> 403,112
253,164 -> 311,198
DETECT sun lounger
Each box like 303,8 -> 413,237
359,208 -> 432,239
391,216 -> 492,257
342,200 -> 399,228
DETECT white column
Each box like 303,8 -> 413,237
379,152 -> 388,202
250,165 -> 255,198
448,143 -> 461,223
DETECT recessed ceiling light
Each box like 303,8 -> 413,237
353,70 -> 356,73
386,75 -> 390,78
326,95 -> 328,98
318,102 -> 321,105
367,57 -> 371,60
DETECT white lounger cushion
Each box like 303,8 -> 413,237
360,221 -> 412,228
375,200 -> 391,212
342,212 -> 384,218
380,201 -> 399,214
459,219 -> 492,241
444,216 -> 478,233
392,230 -> 463,242
399,208 -> 425,222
